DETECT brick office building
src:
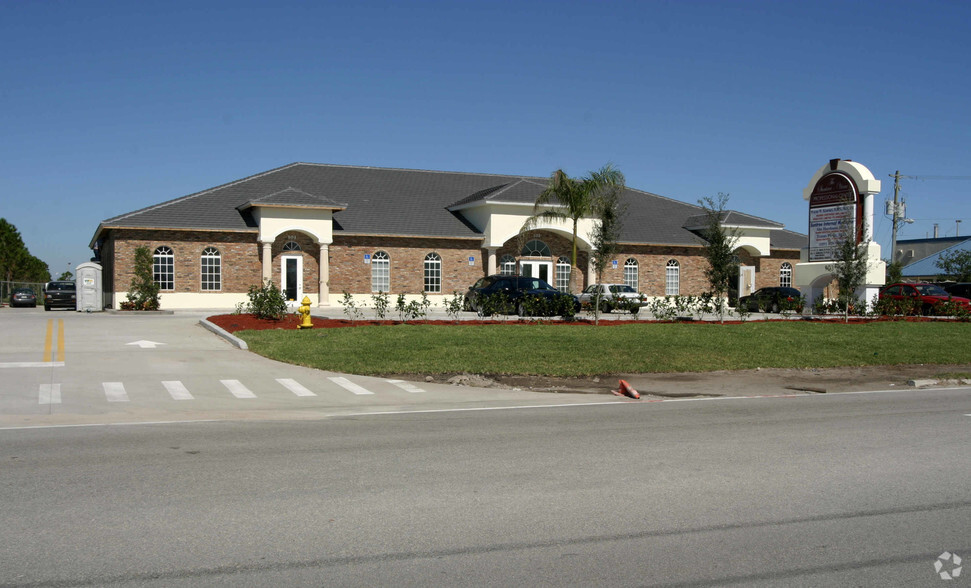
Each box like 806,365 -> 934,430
89,162 -> 805,310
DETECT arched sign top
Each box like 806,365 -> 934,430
809,172 -> 858,208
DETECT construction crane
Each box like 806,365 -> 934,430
888,172 -> 971,262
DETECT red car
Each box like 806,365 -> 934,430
878,282 -> 971,315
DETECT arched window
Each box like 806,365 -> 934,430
555,256 -> 571,291
624,258 -> 639,290
780,262 -> 792,288
371,251 -> 390,293
423,252 -> 442,293
521,240 -> 551,257
201,247 -> 221,291
665,259 -> 680,296
153,246 -> 174,290
499,254 -> 516,276
282,241 -> 301,252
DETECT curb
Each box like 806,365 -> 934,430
199,319 -> 248,350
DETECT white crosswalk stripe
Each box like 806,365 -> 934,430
387,379 -> 426,393
221,379 -> 257,399
39,384 -> 61,405
328,376 -> 374,395
162,381 -> 194,400
103,382 -> 129,402
276,378 -> 316,397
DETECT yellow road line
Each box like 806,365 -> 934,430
57,319 -> 65,363
42,319 -> 65,363
44,319 -> 53,363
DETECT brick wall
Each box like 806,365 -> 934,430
329,236 -> 483,295
103,228 -> 803,299
106,229 -> 262,294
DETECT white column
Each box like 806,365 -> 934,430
487,248 -> 497,275
318,243 -> 329,306
863,192 -> 875,241
261,241 -> 273,284
586,261 -> 596,287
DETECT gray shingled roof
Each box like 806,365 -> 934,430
92,162 -> 806,249
238,187 -> 347,210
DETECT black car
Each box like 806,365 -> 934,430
43,281 -> 77,311
737,287 -> 803,313
465,275 -> 580,317
10,287 -> 37,307
940,283 -> 971,299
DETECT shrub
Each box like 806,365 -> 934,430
648,297 -> 677,321
341,291 -> 365,322
371,291 -> 390,320
246,280 -> 288,320
444,292 -> 465,322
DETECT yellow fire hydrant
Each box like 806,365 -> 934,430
297,296 -> 314,329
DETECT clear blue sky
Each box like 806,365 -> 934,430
3,0 -> 969,279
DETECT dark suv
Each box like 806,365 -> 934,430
464,275 -> 580,316
43,281 -> 77,311
737,287 -> 803,313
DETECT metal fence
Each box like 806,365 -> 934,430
1,281 -> 48,305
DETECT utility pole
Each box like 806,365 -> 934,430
890,171 -> 902,265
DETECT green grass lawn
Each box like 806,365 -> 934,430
236,321 -> 971,377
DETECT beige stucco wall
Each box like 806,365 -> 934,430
254,207 -> 334,245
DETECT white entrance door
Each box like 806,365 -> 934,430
738,266 -> 755,298
281,255 -> 303,302
520,260 -> 553,283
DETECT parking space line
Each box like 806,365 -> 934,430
162,381 -> 194,400
276,378 -> 316,397
38,384 -> 61,405
328,376 -> 374,395
221,379 -> 257,399
387,379 -> 426,393
103,382 -> 129,402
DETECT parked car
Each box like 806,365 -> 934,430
737,287 -> 803,313
10,287 -> 37,307
879,282 -> 971,315
578,284 -> 647,314
940,282 -> 971,300
43,281 -> 77,311
464,275 -> 580,316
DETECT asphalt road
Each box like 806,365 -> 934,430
2,387 -> 969,587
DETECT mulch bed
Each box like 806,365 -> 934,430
204,313 -> 647,333
205,313 -> 938,334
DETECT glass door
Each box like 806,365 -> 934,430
520,260 -> 552,283
281,255 -> 303,302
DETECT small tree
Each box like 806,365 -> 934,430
886,261 -> 903,284
698,193 -> 739,323
125,246 -> 161,310
826,229 -> 870,322
935,249 -> 971,282
588,183 -> 625,324
521,164 -> 625,292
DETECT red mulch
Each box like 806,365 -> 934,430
206,313 -> 938,334
205,313 -> 644,333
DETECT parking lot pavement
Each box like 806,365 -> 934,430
0,308 -> 614,428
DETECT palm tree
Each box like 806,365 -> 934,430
521,164 -> 625,291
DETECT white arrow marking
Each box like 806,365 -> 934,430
127,340 -> 166,349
